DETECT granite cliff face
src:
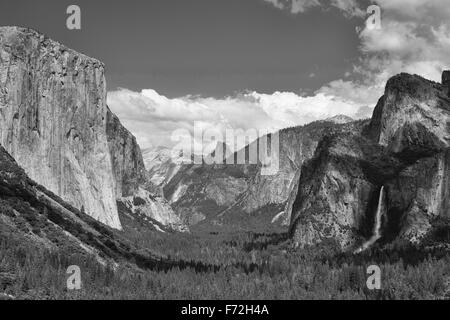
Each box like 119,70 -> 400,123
0,26 -> 120,229
107,109 -> 186,231
368,72 -> 450,244
0,26 -> 185,232
160,117 -> 357,228
238,118 -> 359,222
289,132 -> 404,249
385,149 -> 450,243
106,107 -> 146,198
289,71 -> 450,250
143,146 -> 186,189
368,73 -> 450,157
119,186 -> 188,232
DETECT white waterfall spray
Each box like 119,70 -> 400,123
354,186 -> 385,254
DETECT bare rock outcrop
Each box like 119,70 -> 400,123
368,73 -> 450,158
289,71 -> 450,249
142,146 -> 185,189
0,26 -> 120,229
106,107 -> 146,197
289,132 -> 404,249
162,118 -> 358,227
119,187 -> 187,232
0,26 -> 186,232
106,110 -> 187,231
239,118 -> 359,220
385,149 -> 450,243
443,70 -> 450,97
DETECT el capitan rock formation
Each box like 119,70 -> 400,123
0,26 -> 185,232
0,26 -> 120,228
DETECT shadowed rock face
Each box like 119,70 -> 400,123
106,107 -> 146,198
368,73 -> 450,158
239,119 -> 362,224
385,149 -> 450,242
0,26 -> 120,229
289,71 -> 450,250
106,108 -> 187,231
289,132 -> 405,249
443,71 -> 450,96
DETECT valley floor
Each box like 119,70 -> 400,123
1,220 -> 450,300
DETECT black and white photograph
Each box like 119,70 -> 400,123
0,0 -> 450,308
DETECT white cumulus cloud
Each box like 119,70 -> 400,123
261,0 -> 450,117
107,88 -> 368,152
111,0 -> 450,153
261,0 -> 364,16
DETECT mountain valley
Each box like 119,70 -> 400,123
1,26 -> 450,300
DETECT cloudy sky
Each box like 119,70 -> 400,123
1,0 -> 450,151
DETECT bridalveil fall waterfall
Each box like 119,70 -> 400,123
355,186 -> 386,253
